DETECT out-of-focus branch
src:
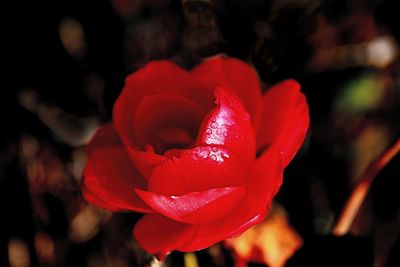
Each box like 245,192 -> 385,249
332,138 -> 400,236
18,88 -> 100,147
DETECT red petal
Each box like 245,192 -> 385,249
192,56 -> 263,126
127,146 -> 166,180
113,60 -> 214,149
248,145 -> 284,207
135,186 -> 246,224
178,213 -> 266,252
134,148 -> 282,254
257,79 -> 309,167
196,87 -> 256,161
81,184 -> 121,211
278,94 -> 309,166
133,214 -> 195,255
148,146 -> 246,195
82,124 -> 152,212
133,94 -> 205,150
177,147 -> 283,252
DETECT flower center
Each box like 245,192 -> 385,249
151,127 -> 194,154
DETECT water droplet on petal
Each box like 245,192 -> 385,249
211,147 -> 218,152
198,149 -> 210,159
206,128 -> 212,135
210,154 -> 217,160
210,122 -> 218,129
216,128 -> 222,135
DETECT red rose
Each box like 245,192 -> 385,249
82,56 -> 309,258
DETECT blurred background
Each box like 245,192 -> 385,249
2,0 -> 400,266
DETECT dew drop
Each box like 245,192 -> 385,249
211,147 -> 218,152
198,149 -> 210,159
216,128 -> 222,135
206,128 -> 212,135
210,154 -> 217,160
210,122 -> 218,129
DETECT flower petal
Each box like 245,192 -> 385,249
148,146 -> 246,195
192,56 -> 263,125
133,214 -> 195,256
81,184 -> 121,211
278,93 -> 309,166
82,124 -> 152,212
178,214 -> 267,252
135,186 -> 246,224
257,79 -> 309,167
113,60 -> 214,149
248,145 -> 284,207
127,146 -> 166,180
133,94 -> 205,151
145,88 -> 254,196
196,87 -> 256,161
176,147 -> 283,252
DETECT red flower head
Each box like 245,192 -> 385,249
82,55 -> 309,258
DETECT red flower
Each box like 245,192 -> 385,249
81,56 -> 309,258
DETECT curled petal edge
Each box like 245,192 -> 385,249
135,186 -> 246,224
